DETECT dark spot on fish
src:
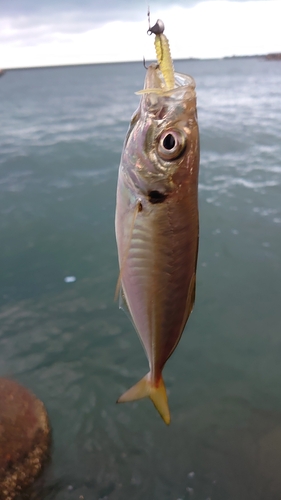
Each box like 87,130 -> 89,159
138,202 -> 143,212
148,191 -> 167,204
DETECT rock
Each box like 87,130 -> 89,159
0,378 -> 51,500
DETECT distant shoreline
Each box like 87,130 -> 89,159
263,53 -> 281,61
1,53 -> 281,72
223,53 -> 281,61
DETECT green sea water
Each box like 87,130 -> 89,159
0,58 -> 281,499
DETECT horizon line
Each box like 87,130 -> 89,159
1,53 -> 276,72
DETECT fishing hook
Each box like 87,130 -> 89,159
143,56 -> 149,70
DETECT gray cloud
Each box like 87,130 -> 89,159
1,0 -> 267,50
2,0 -> 257,21
2,1 -> 198,44
3,0 -> 169,19
1,2 -> 144,45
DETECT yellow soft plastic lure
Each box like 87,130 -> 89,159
152,19 -> 175,91
136,16 -> 175,95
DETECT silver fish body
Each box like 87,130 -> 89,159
115,65 -> 199,424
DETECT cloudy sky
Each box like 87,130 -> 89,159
1,0 -> 280,69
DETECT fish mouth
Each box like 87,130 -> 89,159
137,64 -> 197,119
141,64 -> 196,98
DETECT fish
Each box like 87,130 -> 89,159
115,18 -> 200,424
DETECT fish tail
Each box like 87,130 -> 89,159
117,373 -> 170,425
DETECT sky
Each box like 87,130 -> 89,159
1,0 -> 281,69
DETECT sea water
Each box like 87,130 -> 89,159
0,58 -> 281,499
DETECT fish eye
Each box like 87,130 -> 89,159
157,129 -> 186,161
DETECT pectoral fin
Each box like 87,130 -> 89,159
117,373 -> 170,425
115,201 -> 142,301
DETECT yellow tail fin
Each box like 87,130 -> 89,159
117,373 -> 170,425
